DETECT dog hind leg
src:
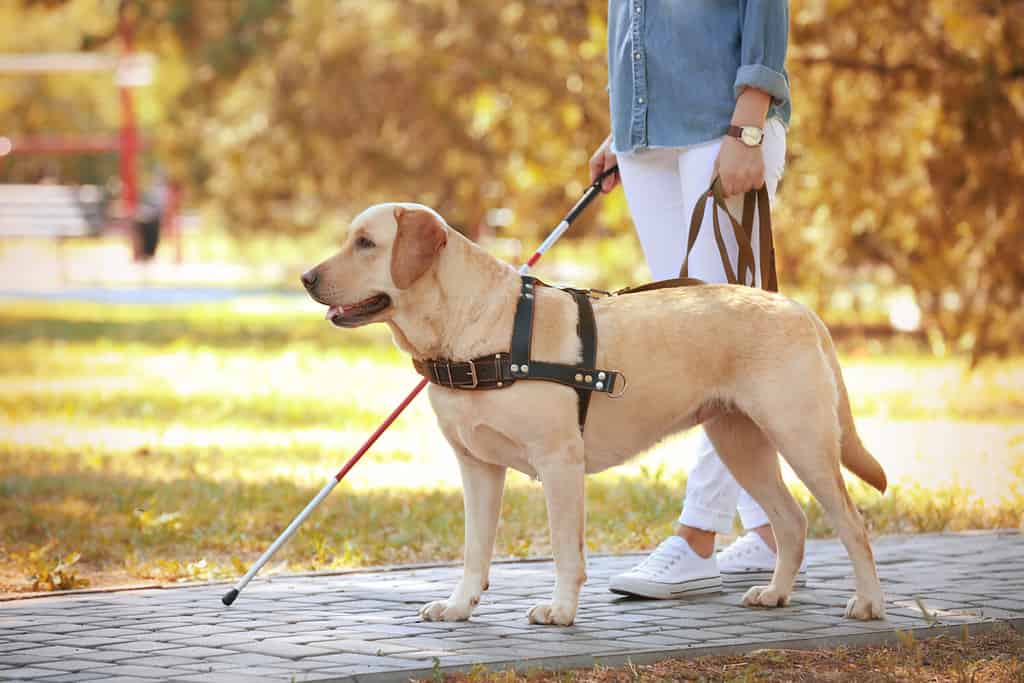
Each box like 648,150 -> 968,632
703,413 -> 807,609
760,404 -> 887,621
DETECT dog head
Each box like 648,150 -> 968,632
301,203 -> 448,327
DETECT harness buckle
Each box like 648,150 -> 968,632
459,360 -> 479,389
430,359 -> 481,389
434,360 -> 454,387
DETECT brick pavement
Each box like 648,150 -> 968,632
1,531 -> 1022,682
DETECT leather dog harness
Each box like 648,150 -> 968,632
412,177 -> 777,432
413,276 -> 622,430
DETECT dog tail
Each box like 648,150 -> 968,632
811,313 -> 888,494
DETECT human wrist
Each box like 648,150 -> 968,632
731,87 -> 770,128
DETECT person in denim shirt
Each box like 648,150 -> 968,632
591,1 -> 807,598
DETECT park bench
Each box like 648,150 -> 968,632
0,184 -> 109,283
0,184 -> 107,239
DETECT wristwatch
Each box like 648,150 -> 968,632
726,125 -> 764,147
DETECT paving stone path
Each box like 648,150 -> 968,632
1,531 -> 1022,682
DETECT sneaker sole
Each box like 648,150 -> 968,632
609,575 -> 723,600
721,570 -> 808,588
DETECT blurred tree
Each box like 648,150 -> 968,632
0,2 -> 121,184
782,0 -> 1024,361
158,0 -> 615,243
2,0 -> 1022,361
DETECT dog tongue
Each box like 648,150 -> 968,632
325,306 -> 342,321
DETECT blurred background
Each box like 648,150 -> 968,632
0,0 -> 1021,594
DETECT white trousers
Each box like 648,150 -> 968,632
617,118 -> 787,534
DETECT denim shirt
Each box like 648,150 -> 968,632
607,0 -> 791,154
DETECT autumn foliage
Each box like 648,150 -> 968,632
1,0 -> 1022,361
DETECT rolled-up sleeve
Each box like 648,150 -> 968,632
734,0 -> 790,106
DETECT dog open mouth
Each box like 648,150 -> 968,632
325,294 -> 392,327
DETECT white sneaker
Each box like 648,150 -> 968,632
609,536 -> 722,599
717,531 -> 808,587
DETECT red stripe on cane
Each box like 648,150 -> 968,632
334,378 -> 429,482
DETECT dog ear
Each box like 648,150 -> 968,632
390,207 -> 448,289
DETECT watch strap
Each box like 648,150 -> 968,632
726,125 -> 764,146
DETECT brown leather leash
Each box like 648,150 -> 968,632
609,179 -> 778,297
681,178 -> 778,292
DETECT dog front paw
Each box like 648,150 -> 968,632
742,584 -> 790,609
845,594 -> 886,620
419,599 -> 473,622
527,602 -> 575,626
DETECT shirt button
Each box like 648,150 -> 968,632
634,51 -> 641,60
637,97 -> 644,104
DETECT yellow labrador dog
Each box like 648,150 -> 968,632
302,203 -> 888,626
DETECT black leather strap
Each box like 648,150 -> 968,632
517,361 -> 617,393
509,277 -> 537,372
569,288 -> 597,427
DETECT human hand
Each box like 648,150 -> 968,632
589,134 -> 620,193
714,136 -> 765,197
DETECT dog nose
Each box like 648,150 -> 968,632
301,269 -> 318,289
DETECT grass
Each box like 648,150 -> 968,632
1,298 -> 1022,594
422,623 -> 1024,682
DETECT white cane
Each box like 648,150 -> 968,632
223,166 -> 619,605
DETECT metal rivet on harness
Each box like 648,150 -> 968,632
598,371 -> 606,380
521,364 -> 529,374
596,381 -> 604,390
574,373 -> 583,382
585,374 -> 592,383
511,363 -> 520,372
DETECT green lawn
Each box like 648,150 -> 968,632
1,298 -> 1021,594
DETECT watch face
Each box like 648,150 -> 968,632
741,127 -> 764,146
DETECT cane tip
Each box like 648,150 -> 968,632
221,588 -> 239,606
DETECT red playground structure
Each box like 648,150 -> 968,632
0,9 -> 182,264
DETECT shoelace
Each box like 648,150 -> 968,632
635,541 -> 687,575
719,533 -> 762,562
719,534 -> 809,571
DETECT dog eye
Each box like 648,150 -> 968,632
355,236 -> 376,250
